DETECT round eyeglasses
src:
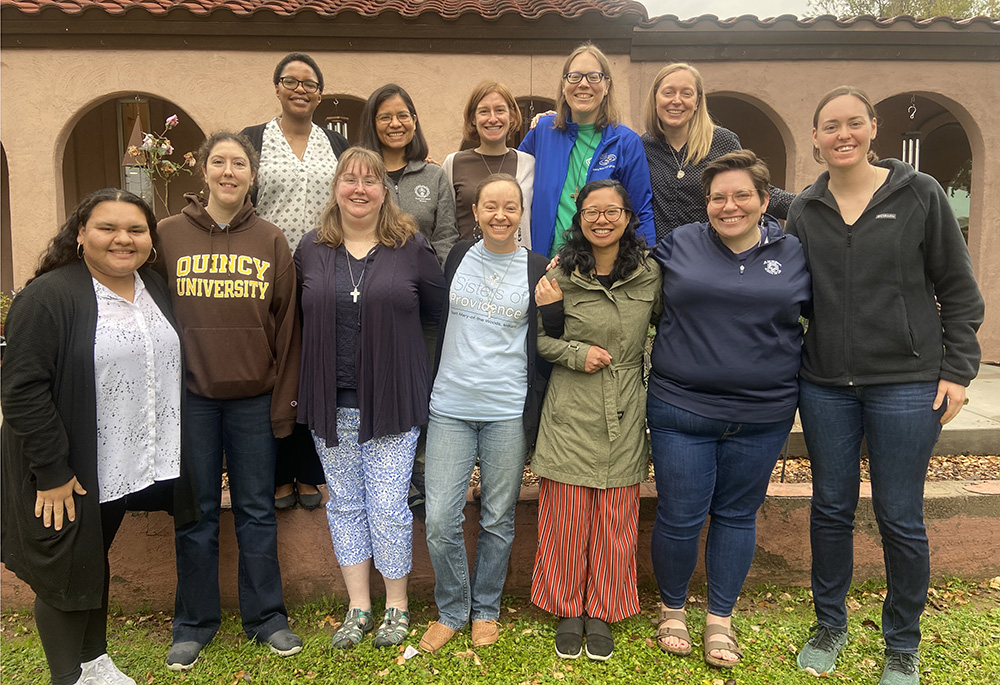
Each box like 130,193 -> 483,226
706,190 -> 757,207
581,207 -> 627,222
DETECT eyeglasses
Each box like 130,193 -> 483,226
340,175 -> 382,188
279,77 -> 320,94
563,72 -> 607,84
375,111 -> 413,125
581,207 -> 627,222
706,190 -> 757,207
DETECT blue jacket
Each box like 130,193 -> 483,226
519,116 -> 654,255
648,216 -> 811,423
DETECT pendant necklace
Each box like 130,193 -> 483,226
479,148 -> 511,176
480,243 -> 519,319
669,143 -> 686,179
570,131 -> 600,201
346,244 -> 376,304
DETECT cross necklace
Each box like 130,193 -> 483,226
346,244 -> 376,303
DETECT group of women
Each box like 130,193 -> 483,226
0,43 -> 983,685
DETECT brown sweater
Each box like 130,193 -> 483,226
157,193 -> 301,438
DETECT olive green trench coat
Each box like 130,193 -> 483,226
532,260 -> 662,489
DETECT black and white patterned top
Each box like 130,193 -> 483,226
93,273 -> 182,503
642,126 -> 795,240
256,119 -> 339,251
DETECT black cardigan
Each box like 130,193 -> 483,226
434,241 -> 552,447
240,121 -> 350,206
0,260 -> 199,611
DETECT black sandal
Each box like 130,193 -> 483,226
584,617 -> 614,661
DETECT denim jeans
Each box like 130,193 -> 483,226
423,412 -> 528,631
799,379 -> 943,653
647,395 -> 793,617
173,393 -> 289,644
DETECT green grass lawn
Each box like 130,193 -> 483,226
2,579 -> 998,684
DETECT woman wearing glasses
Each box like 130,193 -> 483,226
531,180 -> 660,661
647,151 -> 809,669
358,84 -> 458,265
641,63 -> 795,240
241,53 -> 347,513
519,43 -> 654,257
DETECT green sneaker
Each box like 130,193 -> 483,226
879,651 -> 919,685
797,624 -> 848,676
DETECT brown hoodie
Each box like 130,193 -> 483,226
158,193 -> 300,438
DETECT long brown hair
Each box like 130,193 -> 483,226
553,43 -> 621,131
315,147 -> 417,248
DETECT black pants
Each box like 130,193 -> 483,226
35,496 -> 127,685
274,422 -> 324,488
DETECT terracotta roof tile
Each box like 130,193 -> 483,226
0,0 -> 650,20
641,13 -> 1000,29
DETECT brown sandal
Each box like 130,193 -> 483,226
703,623 -> 743,669
655,606 -> 692,657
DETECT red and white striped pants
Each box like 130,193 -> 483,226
530,478 -> 641,623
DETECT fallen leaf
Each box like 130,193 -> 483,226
988,576 -> 1000,590
145,671 -> 154,684
645,637 -> 657,649
862,619 -> 880,631
394,655 -> 406,665
779,592 -> 792,601
847,598 -> 862,610
552,673 -> 565,681
377,669 -> 390,677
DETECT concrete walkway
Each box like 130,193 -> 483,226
786,362 -> 1000,456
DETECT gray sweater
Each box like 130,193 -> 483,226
389,160 -> 458,265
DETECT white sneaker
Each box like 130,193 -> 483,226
80,654 -> 136,685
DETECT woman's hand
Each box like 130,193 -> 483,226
530,110 -> 557,130
934,379 -> 966,425
546,255 -> 561,272
584,345 -> 612,373
535,276 -> 563,305
35,477 -> 86,531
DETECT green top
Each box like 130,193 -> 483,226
550,124 -> 602,257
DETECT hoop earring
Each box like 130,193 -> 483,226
77,243 -> 84,259
146,247 -> 158,264
472,225 -> 483,241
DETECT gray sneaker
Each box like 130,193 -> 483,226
879,651 -> 919,685
264,628 -> 303,656
797,624 -> 848,676
165,641 -> 203,671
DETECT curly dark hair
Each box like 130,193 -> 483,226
357,84 -> 429,163
558,179 -> 647,283
31,188 -> 158,284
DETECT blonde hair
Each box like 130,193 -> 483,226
462,82 -> 523,145
812,85 -> 879,165
316,147 -> 417,248
553,43 -> 621,131
643,63 -> 714,166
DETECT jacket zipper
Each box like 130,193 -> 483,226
845,225 -> 854,385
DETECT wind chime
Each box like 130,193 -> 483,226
901,95 -> 921,171
325,98 -> 349,139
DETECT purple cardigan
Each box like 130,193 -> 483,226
295,230 -> 445,445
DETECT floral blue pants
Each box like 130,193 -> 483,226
312,408 -> 419,579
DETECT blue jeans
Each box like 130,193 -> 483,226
799,379 -> 943,653
648,395 -> 793,617
173,393 -> 289,644
423,412 -> 528,631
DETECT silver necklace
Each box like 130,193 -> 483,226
480,243 -> 519,319
479,148 -> 511,176
669,143 -> 686,179
346,245 -> 375,303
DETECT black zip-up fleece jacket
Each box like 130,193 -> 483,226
785,158 -> 983,387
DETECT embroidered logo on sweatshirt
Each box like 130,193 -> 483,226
592,153 -> 618,172
414,184 -> 431,202
763,260 -> 782,275
876,213 -> 897,220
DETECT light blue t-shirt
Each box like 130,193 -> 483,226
430,243 -> 529,421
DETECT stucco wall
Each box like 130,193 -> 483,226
1,50 -> 996,358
